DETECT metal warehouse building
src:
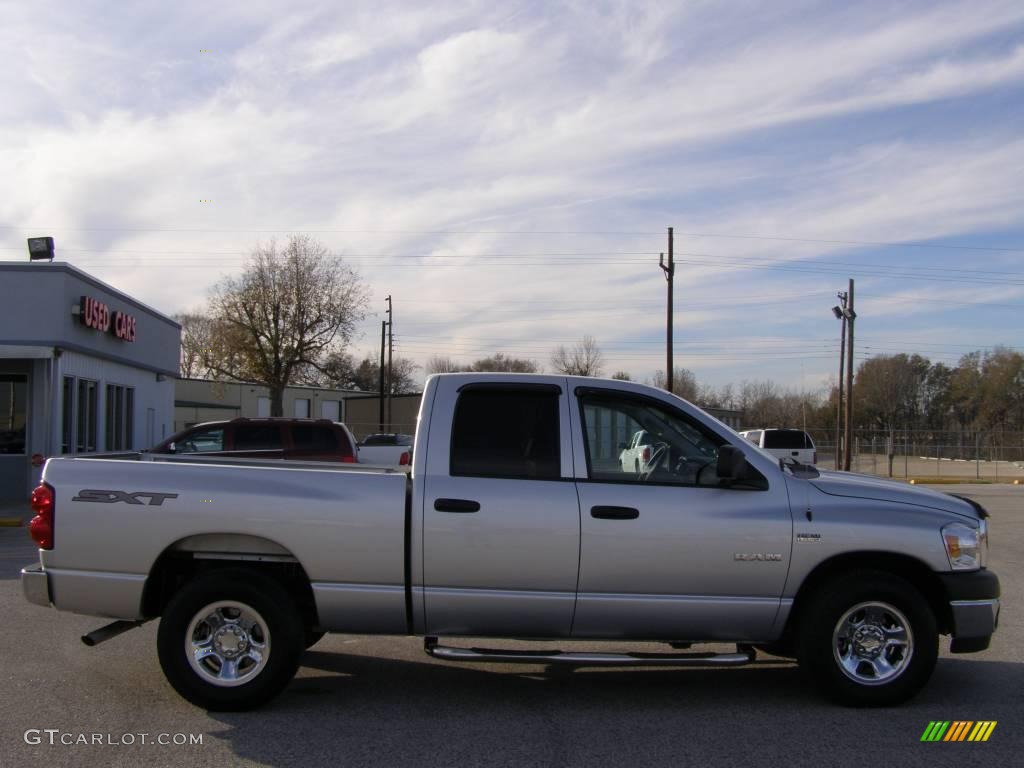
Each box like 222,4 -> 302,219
0,262 -> 180,502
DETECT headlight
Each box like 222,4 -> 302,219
942,522 -> 983,571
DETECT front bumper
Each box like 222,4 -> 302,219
939,569 -> 1000,653
21,564 -> 51,607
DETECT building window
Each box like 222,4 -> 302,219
320,400 -> 340,422
0,374 -> 28,455
62,376 -> 75,454
76,379 -> 97,452
105,384 -> 135,451
126,388 -> 134,450
294,398 -> 310,418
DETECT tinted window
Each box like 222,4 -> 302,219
233,424 -> 283,451
450,389 -> 560,479
291,424 -> 342,452
177,427 -> 224,453
764,430 -> 811,449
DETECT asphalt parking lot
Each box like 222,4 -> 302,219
1,484 -> 1021,768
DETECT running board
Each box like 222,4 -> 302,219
424,638 -> 756,667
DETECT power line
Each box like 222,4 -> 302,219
4,225 -> 1023,252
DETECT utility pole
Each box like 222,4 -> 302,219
843,279 -> 856,471
378,320 -> 386,432
386,295 -> 393,432
658,226 -> 675,393
833,291 -> 848,469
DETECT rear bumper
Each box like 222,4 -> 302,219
939,569 -> 1000,653
21,564 -> 51,607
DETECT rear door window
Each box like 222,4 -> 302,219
450,388 -> 561,479
291,424 -> 341,452
233,424 -> 283,451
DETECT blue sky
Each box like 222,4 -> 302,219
3,0 -> 1024,392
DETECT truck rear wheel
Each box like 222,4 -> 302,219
797,570 -> 937,707
157,569 -> 303,711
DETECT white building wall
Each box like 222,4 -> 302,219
59,350 -> 174,453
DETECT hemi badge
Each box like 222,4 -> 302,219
796,533 -> 821,543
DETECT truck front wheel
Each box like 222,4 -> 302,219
157,569 -> 304,711
797,570 -> 938,707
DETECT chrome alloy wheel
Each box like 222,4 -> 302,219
185,601 -> 271,687
832,601 -> 913,686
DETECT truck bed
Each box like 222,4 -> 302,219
38,456 -> 410,633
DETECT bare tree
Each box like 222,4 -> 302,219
551,336 -> 604,377
206,235 -> 369,415
425,355 -> 466,375
173,312 -> 214,378
652,366 -> 698,400
470,353 -> 539,373
173,311 -> 248,379
426,353 -> 539,374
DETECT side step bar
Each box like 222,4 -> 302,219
424,637 -> 756,667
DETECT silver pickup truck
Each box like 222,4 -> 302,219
21,373 -> 1000,711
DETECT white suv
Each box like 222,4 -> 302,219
738,428 -> 817,466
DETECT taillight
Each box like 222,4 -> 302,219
342,455 -> 357,463
642,446 -> 651,462
399,451 -> 410,466
29,482 -> 54,550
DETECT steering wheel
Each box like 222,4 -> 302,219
640,442 -> 670,481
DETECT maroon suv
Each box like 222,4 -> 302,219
149,418 -> 359,462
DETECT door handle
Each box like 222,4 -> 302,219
591,505 -> 639,520
434,498 -> 481,513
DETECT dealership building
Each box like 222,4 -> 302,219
0,261 -> 180,502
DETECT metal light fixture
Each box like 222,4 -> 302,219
27,236 -> 55,261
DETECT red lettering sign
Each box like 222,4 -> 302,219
79,296 -> 136,342
113,311 -> 136,342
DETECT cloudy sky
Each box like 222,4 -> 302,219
4,0 -> 1024,391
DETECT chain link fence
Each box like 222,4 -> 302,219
810,430 -> 1024,480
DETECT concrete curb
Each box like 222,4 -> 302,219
907,478 -> 1005,485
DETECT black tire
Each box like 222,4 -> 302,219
304,629 -> 326,649
797,570 -> 937,707
157,569 -> 304,711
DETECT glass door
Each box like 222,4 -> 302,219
0,374 -> 29,502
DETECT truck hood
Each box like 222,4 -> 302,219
808,470 -> 979,519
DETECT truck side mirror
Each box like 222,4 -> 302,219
717,444 -> 747,482
167,442 -> 176,454
617,442 -> 628,452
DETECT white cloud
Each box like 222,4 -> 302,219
2,1 -> 1024,389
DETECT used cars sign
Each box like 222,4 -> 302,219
79,295 -> 137,342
